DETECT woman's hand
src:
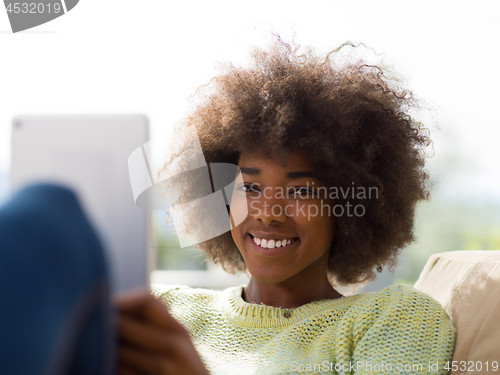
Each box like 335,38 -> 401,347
115,291 -> 210,375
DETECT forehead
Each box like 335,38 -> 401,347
237,152 -> 313,171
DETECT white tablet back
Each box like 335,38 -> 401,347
10,115 -> 150,293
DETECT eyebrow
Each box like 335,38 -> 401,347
240,167 -> 321,180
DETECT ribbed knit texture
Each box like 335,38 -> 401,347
152,284 -> 455,374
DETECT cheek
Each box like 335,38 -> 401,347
293,200 -> 331,222
296,201 -> 335,242
230,227 -> 238,245
229,191 -> 251,228
230,227 -> 244,257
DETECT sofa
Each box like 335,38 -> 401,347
415,250 -> 500,375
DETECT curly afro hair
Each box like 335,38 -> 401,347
169,40 -> 431,285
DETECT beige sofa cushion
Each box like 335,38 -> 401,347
414,250 -> 500,374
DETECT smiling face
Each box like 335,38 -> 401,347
230,151 -> 336,286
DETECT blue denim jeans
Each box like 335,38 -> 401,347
0,184 -> 115,375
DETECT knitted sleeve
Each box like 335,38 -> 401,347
343,285 -> 456,374
150,283 -> 186,302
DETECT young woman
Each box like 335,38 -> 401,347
117,41 -> 455,374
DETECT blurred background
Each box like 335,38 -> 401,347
1,0 -> 499,292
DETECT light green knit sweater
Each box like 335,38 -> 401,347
152,284 -> 455,374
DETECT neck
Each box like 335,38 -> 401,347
243,276 -> 342,309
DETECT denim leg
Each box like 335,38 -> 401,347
0,184 -> 115,375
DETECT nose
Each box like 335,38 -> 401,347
251,187 -> 287,224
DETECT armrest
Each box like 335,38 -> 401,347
414,250 -> 500,374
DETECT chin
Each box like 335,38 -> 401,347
247,266 -> 291,285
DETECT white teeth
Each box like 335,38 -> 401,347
251,235 -> 295,249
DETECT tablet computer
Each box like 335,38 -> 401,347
10,114 -> 151,293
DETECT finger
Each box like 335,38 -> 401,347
115,292 -> 171,321
138,296 -> 181,330
117,363 -> 142,375
118,314 -> 187,354
114,290 -> 154,315
116,293 -> 183,332
119,345 -> 172,375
